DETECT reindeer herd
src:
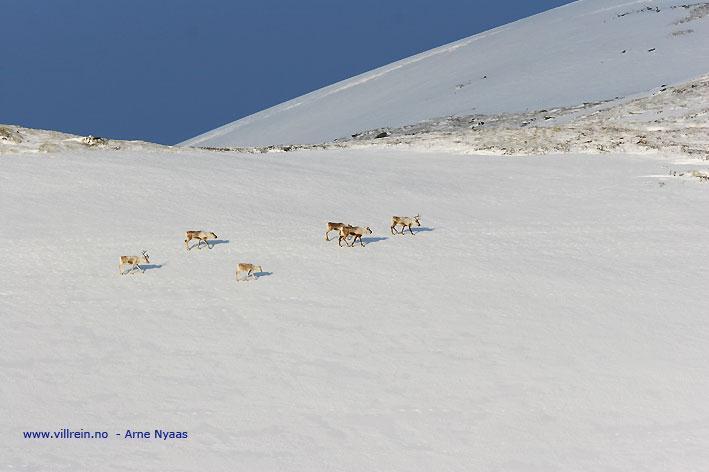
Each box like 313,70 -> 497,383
118,214 -> 422,281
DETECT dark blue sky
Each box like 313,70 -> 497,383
1,0 -> 575,144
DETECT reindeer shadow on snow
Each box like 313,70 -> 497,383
236,270 -> 274,282
360,236 -> 389,245
186,239 -> 230,250
141,263 -> 164,272
119,262 -> 164,275
390,225 -> 434,236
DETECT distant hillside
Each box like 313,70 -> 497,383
182,0 -> 709,147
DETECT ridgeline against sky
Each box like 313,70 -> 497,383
1,0 -> 574,144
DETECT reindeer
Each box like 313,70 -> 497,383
325,222 -> 351,241
184,230 -> 218,250
339,226 -> 372,247
391,215 -> 421,235
119,251 -> 150,275
236,263 -> 263,282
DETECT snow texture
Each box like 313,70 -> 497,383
2,139 -> 709,471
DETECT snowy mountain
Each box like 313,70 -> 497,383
3,1 -> 709,470
182,0 -> 709,147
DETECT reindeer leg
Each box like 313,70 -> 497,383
408,225 -> 415,235
325,231 -> 330,241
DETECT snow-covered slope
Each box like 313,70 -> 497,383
2,136 -> 709,470
182,0 -> 709,147
2,67 -> 708,470
4,1 -> 709,469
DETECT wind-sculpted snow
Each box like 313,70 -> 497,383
182,0 -> 709,147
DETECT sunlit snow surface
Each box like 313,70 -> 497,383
2,0 -> 709,468
2,139 -> 708,470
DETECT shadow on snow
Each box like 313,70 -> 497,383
393,226 -> 435,235
360,236 -> 389,245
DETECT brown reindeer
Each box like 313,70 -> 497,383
339,226 -> 372,247
185,230 -> 218,250
119,251 -> 150,275
325,222 -> 351,241
391,215 -> 421,235
236,263 -> 263,282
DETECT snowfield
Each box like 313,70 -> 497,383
3,0 -> 709,469
182,0 -> 709,147
2,137 -> 709,470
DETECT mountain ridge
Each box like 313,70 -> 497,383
181,0 -> 709,147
